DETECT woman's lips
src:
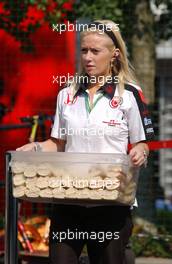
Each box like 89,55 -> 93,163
85,65 -> 95,69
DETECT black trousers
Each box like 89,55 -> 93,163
49,204 -> 133,264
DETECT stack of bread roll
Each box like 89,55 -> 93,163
11,161 -> 136,204
117,167 -> 137,204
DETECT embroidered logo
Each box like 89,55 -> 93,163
109,96 -> 123,108
102,120 -> 121,126
64,93 -> 77,105
105,85 -> 113,94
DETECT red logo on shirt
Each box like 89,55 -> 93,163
109,96 -> 123,108
64,93 -> 77,105
102,120 -> 121,126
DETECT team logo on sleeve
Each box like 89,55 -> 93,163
144,117 -> 152,126
109,96 -> 123,108
64,93 -> 77,105
138,89 -> 147,104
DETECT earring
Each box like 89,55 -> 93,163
109,60 -> 114,75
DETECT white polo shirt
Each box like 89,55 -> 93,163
51,82 -> 154,207
51,82 -> 154,152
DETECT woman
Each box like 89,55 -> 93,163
17,20 -> 154,264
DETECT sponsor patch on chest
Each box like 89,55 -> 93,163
102,119 -> 121,127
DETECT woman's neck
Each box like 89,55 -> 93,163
88,74 -> 110,92
87,84 -> 101,98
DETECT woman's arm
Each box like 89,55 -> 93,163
16,137 -> 66,152
129,142 -> 149,167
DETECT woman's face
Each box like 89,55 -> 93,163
81,33 -> 114,78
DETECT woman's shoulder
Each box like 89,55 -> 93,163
58,83 -> 73,96
124,82 -> 142,92
124,82 -> 147,105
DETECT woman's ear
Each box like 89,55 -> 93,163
114,48 -> 120,57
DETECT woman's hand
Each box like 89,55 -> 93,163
129,142 -> 149,167
16,138 -> 66,152
16,142 -> 37,151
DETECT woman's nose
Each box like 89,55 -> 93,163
84,51 -> 92,62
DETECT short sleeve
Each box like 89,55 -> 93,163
51,90 -> 66,140
125,84 -> 154,144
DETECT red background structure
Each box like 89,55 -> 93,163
0,20 -> 76,215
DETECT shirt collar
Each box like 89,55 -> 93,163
74,75 -> 117,99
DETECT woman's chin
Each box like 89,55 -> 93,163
85,71 -> 100,78
85,70 -> 95,76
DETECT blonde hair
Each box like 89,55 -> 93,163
67,20 -> 138,96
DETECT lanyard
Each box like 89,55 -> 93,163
85,93 -> 104,113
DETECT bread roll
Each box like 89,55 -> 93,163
89,190 -> 100,200
11,161 -> 27,174
118,193 -> 134,204
102,190 -> 119,200
73,178 -> 88,189
48,177 -> 61,188
25,187 -> 40,197
77,189 -> 90,199
37,163 -> 51,177
89,177 -> 104,189
71,192 -> 80,199
61,174 -> 72,188
126,168 -> 135,183
88,167 -> 104,178
119,181 -> 126,192
40,188 -> 53,198
25,177 -> 37,189
107,165 -> 123,173
105,179 -> 120,190
13,185 -> 25,197
65,187 -> 77,198
13,174 -> 25,186
24,165 -> 37,178
36,177 -> 49,189
122,182 -> 136,196
52,167 -> 66,177
52,187 -> 65,198
106,171 -> 126,182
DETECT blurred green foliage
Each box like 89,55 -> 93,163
131,233 -> 172,258
156,209 -> 172,233
0,0 -> 172,52
71,0 -> 172,53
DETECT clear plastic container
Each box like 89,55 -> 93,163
9,151 -> 138,205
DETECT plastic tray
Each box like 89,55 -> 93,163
9,151 -> 138,206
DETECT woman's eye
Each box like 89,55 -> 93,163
81,48 -> 87,53
81,48 -> 99,54
91,49 -> 99,54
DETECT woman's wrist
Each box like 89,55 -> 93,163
34,142 -> 43,152
143,150 -> 148,167
136,142 -> 149,155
